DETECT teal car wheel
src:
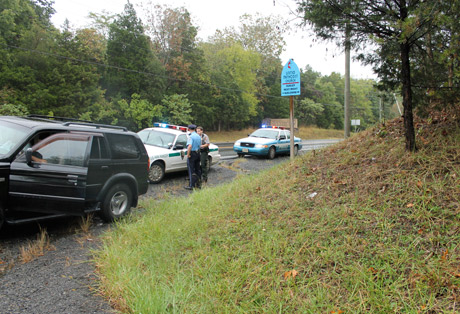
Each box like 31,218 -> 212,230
267,146 -> 276,159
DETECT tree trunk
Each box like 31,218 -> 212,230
400,41 -> 416,151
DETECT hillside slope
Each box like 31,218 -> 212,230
95,114 -> 460,313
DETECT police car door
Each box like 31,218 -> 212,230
279,130 -> 290,153
9,133 -> 90,215
170,133 -> 188,170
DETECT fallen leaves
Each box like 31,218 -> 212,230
284,269 -> 299,280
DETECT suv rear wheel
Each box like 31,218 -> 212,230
0,207 -> 4,231
100,183 -> 132,222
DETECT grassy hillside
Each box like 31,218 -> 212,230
94,115 -> 460,313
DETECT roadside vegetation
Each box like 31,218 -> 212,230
207,126 -> 343,142
94,112 -> 460,313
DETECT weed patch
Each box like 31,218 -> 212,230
19,228 -> 55,264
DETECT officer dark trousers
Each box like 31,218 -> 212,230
187,151 -> 202,188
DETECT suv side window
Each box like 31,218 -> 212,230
106,134 -> 140,159
32,134 -> 90,167
90,136 -> 109,159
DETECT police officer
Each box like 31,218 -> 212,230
185,124 -> 202,190
196,126 -> 210,183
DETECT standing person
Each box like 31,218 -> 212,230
185,124 -> 202,190
196,126 -> 210,183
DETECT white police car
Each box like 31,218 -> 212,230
138,123 -> 221,183
233,125 -> 302,159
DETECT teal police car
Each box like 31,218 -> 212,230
233,125 -> 302,159
138,123 -> 221,183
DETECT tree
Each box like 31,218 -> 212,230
118,93 -> 161,131
218,14 -> 289,125
158,94 -> 192,126
297,0 -> 444,151
103,2 -> 164,105
202,40 -> 261,130
297,98 -> 324,126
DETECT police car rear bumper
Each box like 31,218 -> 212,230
233,146 -> 268,156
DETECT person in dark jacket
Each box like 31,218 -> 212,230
196,126 -> 210,183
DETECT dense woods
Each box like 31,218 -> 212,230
4,0 -> 457,136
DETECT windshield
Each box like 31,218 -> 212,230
0,121 -> 30,157
250,129 -> 279,140
138,129 -> 176,149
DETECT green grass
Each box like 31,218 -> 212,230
207,126 -> 343,142
94,115 -> 460,313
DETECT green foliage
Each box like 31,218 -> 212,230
158,94 -> 192,126
202,40 -> 261,130
297,98 -> 324,126
0,103 -> 28,115
103,2 -> 165,105
0,0 -> 389,134
118,93 -> 161,131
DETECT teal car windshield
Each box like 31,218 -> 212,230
250,129 -> 278,139
138,129 -> 176,149
0,121 -> 29,157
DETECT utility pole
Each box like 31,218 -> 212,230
344,23 -> 351,138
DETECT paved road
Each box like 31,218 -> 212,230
216,139 -> 342,159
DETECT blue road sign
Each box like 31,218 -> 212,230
281,59 -> 301,96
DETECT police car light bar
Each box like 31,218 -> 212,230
261,124 -> 285,130
154,122 -> 188,132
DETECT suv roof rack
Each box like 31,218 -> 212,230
27,114 -> 93,123
27,115 -> 128,132
62,121 -> 128,131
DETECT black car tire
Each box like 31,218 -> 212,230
267,146 -> 276,159
0,207 -> 4,231
148,161 -> 165,183
100,183 -> 132,222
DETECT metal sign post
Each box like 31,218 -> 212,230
281,59 -> 301,160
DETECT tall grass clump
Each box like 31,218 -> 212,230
94,114 -> 460,313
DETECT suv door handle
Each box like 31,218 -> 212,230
67,175 -> 78,184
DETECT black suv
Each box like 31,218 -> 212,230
0,115 -> 149,231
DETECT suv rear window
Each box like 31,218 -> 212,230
0,121 -> 29,157
106,134 -> 140,159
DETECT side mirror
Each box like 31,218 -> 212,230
25,148 -> 33,164
279,135 -> 286,140
174,144 -> 184,150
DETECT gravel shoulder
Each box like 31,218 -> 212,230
0,155 -> 293,314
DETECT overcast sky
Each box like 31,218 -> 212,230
51,0 -> 376,79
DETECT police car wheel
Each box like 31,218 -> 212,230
293,145 -> 299,156
149,161 -> 165,183
268,146 -> 276,159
